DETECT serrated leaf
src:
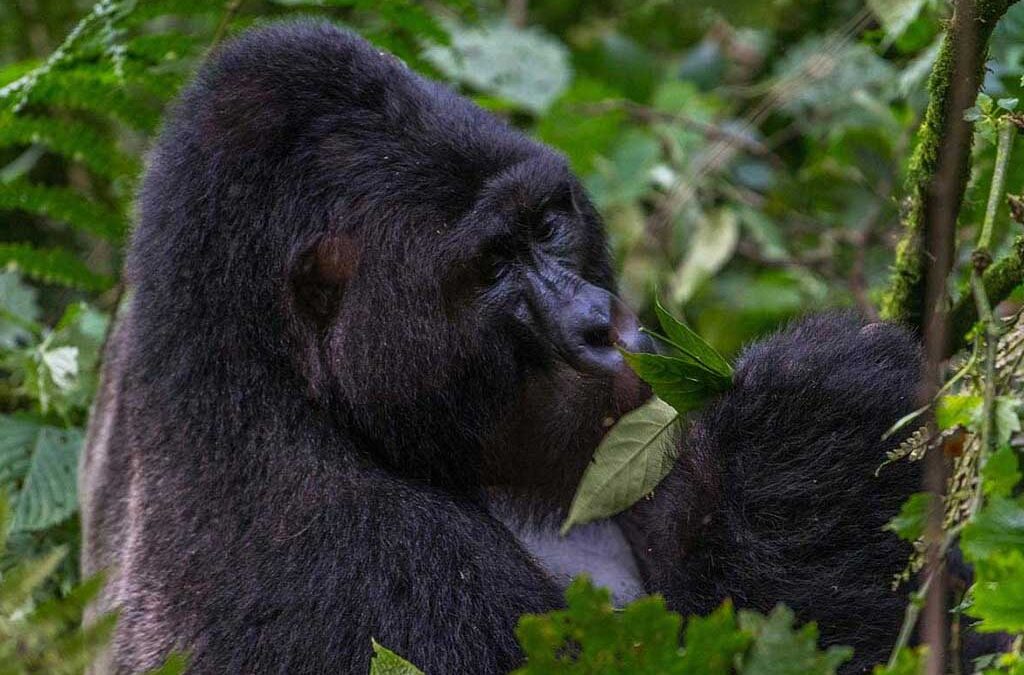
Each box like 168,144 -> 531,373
739,605 -> 852,675
678,601 -> 751,674
514,577 -> 685,673
562,397 -> 679,534
961,497 -> 1024,561
983,446 -> 1022,499
936,394 -> 983,430
884,492 -> 934,542
653,299 -> 733,379
0,416 -> 83,532
370,639 -> 424,675
969,549 -> 1024,633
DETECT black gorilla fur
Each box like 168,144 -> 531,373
81,21 -> 923,674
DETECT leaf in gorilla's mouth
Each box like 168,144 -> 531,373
561,300 -> 734,534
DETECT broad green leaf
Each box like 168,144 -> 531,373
514,577 -> 685,674
678,601 -> 751,675
983,446 -> 1022,499
961,497 -> 1024,561
669,208 -> 739,306
562,397 -> 679,534
884,492 -> 934,542
935,394 -> 983,430
369,639 -> 424,675
0,415 -> 83,532
969,550 -> 1024,633
994,397 -> 1022,446
868,0 -> 928,41
424,22 -> 570,114
653,299 -> 733,379
739,605 -> 852,675
0,270 -> 40,348
621,352 -> 719,414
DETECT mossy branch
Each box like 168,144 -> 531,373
880,0 -> 1020,329
950,235 -> 1024,342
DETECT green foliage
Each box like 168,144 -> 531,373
369,639 -> 424,675
513,578 -> 849,674
0,494 -> 116,675
425,22 -> 571,113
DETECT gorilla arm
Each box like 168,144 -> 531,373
622,313 -> 923,671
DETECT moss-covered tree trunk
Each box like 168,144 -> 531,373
880,0 -> 1020,332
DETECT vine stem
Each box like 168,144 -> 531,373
211,0 -> 244,47
971,120 -> 1015,496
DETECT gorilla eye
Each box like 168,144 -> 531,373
536,212 -> 561,242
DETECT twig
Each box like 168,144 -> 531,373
211,0 -> 244,47
949,236 -> 1024,347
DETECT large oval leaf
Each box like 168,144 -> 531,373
561,397 -> 680,535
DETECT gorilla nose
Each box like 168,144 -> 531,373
564,286 -> 656,375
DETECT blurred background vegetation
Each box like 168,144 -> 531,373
0,0 -> 1023,671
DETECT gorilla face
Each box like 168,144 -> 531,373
301,150 -> 653,492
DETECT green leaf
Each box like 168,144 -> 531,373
621,352 -> 719,414
868,0 -> 927,41
562,398 -> 679,534
669,208 -> 739,306
0,243 -> 113,291
884,492 -> 934,542
872,647 -> 927,674
994,397 -> 1022,446
961,497 -> 1024,561
369,639 -> 424,675
935,394 -> 983,430
997,97 -> 1020,111
0,415 -> 82,532
424,22 -> 571,114
0,269 -> 40,348
0,114 -> 138,179
969,550 -> 1024,633
0,546 -> 65,615
514,577 -> 685,674
678,601 -> 751,674
653,298 -> 733,379
0,182 -> 127,241
983,446 -> 1022,499
739,605 -> 852,675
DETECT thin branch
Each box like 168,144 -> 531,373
880,0 -> 1021,329
211,0 -> 244,48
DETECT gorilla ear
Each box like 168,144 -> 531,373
291,234 -> 360,327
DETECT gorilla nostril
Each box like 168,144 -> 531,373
582,323 -> 614,349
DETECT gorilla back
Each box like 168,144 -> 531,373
81,19 -> 653,673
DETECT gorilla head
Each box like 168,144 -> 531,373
131,20 -> 651,499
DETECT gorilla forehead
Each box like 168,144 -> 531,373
180,19 -> 570,230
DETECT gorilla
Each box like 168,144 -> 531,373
80,20 -> 923,674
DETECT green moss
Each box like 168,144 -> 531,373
880,0 -> 1020,328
